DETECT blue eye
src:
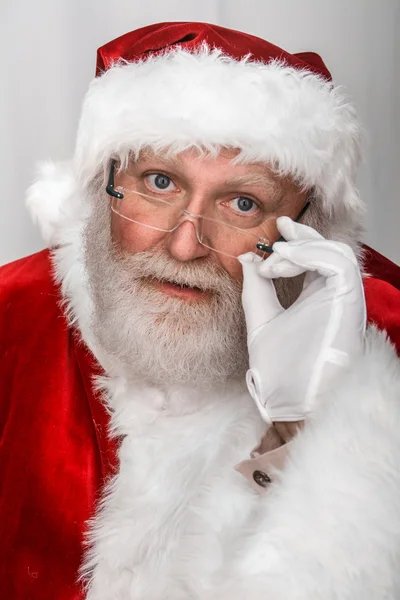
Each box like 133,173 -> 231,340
146,173 -> 176,191
230,197 -> 258,215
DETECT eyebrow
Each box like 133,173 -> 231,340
222,174 -> 280,196
135,150 -> 184,171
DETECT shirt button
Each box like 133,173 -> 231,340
253,470 -> 272,488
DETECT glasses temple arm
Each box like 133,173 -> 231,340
106,160 -> 124,199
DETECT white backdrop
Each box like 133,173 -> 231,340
1,0 -> 399,266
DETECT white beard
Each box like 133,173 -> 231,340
82,195 -> 248,387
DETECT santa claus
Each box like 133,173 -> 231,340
1,21 -> 400,600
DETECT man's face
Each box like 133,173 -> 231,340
111,148 -> 307,293
84,148 -> 308,388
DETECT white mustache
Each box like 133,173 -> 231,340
116,249 -> 239,294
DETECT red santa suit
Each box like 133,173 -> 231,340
2,22 -> 400,600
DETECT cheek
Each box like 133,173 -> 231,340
111,213 -> 165,253
216,255 -> 243,282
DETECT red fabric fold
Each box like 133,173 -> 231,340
0,250 -> 116,600
96,22 -> 332,80
363,245 -> 400,352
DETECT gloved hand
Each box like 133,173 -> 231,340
239,216 -> 366,425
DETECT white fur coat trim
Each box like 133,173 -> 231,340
82,328 -> 400,600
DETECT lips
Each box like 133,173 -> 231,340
163,280 -> 201,291
145,277 -> 212,301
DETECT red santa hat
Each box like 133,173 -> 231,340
27,22 -> 364,247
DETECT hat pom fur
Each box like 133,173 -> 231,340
26,161 -> 81,247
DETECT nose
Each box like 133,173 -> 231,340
165,219 -> 211,262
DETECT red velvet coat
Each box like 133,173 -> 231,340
0,247 -> 399,600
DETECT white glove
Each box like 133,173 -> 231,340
239,216 -> 366,425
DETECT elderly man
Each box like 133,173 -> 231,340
1,21 -> 400,600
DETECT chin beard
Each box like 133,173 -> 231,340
83,199 -> 249,387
